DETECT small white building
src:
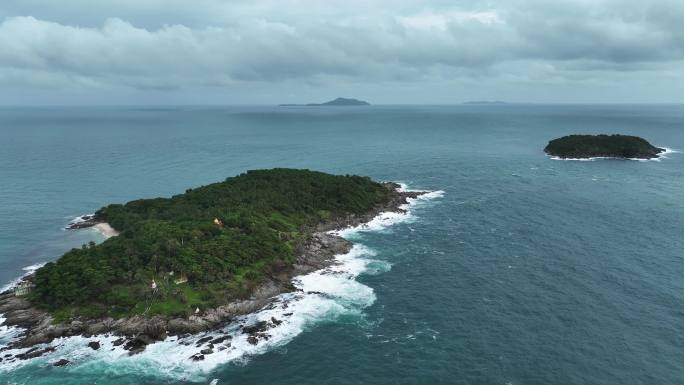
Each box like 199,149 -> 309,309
14,281 -> 33,297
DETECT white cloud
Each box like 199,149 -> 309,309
399,10 -> 503,31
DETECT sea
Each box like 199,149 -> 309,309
0,104 -> 683,384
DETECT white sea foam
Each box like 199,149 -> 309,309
0,262 -> 46,350
0,186 -> 444,381
657,147 -> 678,159
332,185 -> 444,238
63,213 -> 95,229
0,262 -> 46,293
0,316 -> 24,348
549,147 -> 678,162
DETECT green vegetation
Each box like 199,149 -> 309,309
544,134 -> 664,159
29,169 -> 390,319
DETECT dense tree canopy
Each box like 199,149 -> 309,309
29,169 -> 389,319
544,134 -> 664,159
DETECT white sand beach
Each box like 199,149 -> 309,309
94,223 -> 119,238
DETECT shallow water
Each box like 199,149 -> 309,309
1,105 -> 683,384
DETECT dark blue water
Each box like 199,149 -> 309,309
1,105 -> 683,384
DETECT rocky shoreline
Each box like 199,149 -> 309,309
0,183 -> 424,362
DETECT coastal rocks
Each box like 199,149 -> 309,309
52,358 -> 71,367
87,341 -> 100,350
64,214 -> 99,230
15,346 -> 55,360
0,293 -> 31,312
196,336 -> 213,345
111,316 -> 153,337
241,321 -> 269,335
167,318 -> 207,335
123,334 -> 155,355
85,318 -> 114,336
294,233 -> 352,274
2,308 -> 43,329
142,317 -> 167,340
240,318 -> 284,345
0,296 -> 47,330
210,335 -> 231,345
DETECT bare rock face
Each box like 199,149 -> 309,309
294,233 -> 352,274
142,317 -> 167,340
85,318 -> 114,335
167,318 -> 205,335
0,296 -> 48,330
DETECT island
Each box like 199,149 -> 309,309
544,134 -> 665,159
279,97 -> 370,106
0,169 -> 423,358
462,101 -> 508,105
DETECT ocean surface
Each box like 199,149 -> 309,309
1,105 -> 683,385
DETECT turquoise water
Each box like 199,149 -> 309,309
1,105 -> 683,384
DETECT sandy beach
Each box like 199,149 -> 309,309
93,223 -> 119,238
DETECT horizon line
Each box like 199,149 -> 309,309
1,102 -> 684,108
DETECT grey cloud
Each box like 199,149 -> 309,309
0,0 -> 683,102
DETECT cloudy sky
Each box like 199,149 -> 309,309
1,0 -> 683,105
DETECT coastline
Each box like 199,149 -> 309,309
0,183 -> 426,362
548,146 -> 677,162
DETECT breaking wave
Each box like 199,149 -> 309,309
0,262 -> 46,293
548,147 -> 678,162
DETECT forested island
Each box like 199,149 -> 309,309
0,169 -> 422,354
279,97 -> 370,106
544,134 -> 665,159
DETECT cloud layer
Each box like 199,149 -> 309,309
1,0 -> 683,102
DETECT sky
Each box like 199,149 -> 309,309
1,0 -> 683,105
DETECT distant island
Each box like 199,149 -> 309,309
545,134 -> 665,159
463,101 -> 508,105
0,169 -> 422,356
280,97 -> 370,106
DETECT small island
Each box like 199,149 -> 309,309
0,169 -> 422,356
463,101 -> 508,105
544,134 -> 665,160
279,97 -> 370,107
